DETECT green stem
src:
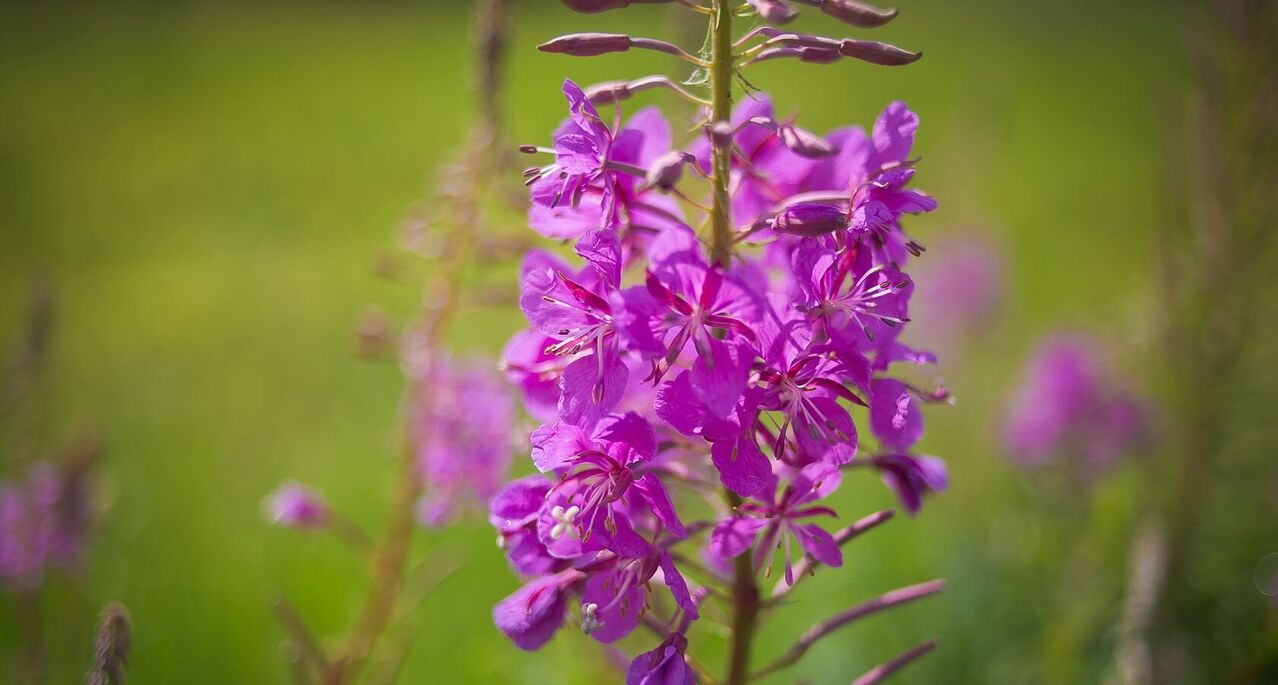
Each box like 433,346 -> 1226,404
724,492 -> 758,685
708,0 -> 735,267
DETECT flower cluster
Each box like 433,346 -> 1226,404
496,71 -> 949,661
0,460 -> 94,592
491,0 -> 948,679
1003,333 -> 1150,478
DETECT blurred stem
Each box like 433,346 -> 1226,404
707,0 -> 734,268
325,1 -> 506,682
723,491 -> 758,685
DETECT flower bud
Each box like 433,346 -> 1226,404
839,39 -> 921,66
748,0 -> 798,24
778,124 -> 836,157
820,0 -> 898,28
646,150 -> 691,191
584,80 -> 632,105
561,0 -> 670,11
773,202 -> 848,237
797,46 -> 843,64
265,481 -> 330,529
538,33 -> 632,57
561,0 -> 630,12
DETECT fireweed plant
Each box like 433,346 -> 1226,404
493,0 -> 949,682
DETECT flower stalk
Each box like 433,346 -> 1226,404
708,0 -> 736,267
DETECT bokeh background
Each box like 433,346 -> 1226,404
2,0 -> 1275,682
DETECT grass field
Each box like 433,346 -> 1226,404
5,1 -> 1262,683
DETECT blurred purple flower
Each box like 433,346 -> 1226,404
909,234 -> 1004,348
404,351 -> 514,526
265,481 -> 330,530
1003,334 -> 1150,475
1,462 -> 94,591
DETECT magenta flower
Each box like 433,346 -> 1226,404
871,453 -> 947,515
520,232 -> 628,428
709,462 -> 843,585
500,328 -> 570,423
577,527 -> 697,643
528,82 -> 684,243
619,227 -> 761,414
628,634 -> 695,685
801,101 -> 937,265
1003,334 -> 1150,476
493,569 -> 583,650
490,476 -> 563,577
791,236 -> 913,362
531,412 -> 685,557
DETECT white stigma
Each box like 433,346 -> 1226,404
581,602 -> 603,635
549,505 -> 580,540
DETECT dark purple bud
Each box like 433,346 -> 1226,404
585,80 -> 632,105
820,0 -> 898,27
798,46 -> 843,64
839,39 -> 921,66
561,0 -> 630,12
646,150 -> 691,191
778,124 -> 836,157
748,0 -> 799,24
561,0 -> 671,11
773,202 -> 848,237
539,33 -> 632,57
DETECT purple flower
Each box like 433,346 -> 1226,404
578,525 -> 698,643
909,234 -> 1004,348
708,462 -> 844,585
1003,334 -> 1150,475
619,227 -> 761,413
490,476 -> 562,577
404,351 -> 513,526
871,453 -> 947,514
1,462 -> 94,591
528,83 -> 684,243
627,634 -> 695,685
265,481 -> 330,530
531,413 -> 685,557
493,569 -> 582,650
520,233 -> 628,428
801,102 -> 936,266
791,237 -> 913,362
501,328 -> 570,423
869,378 -> 924,450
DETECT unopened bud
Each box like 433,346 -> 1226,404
561,0 -> 671,11
820,0 -> 898,28
561,0 -> 630,12
797,47 -> 843,64
646,150 -> 691,191
773,202 -> 848,237
748,0 -> 798,24
584,80 -> 633,105
839,39 -> 921,66
539,33 -> 632,57
778,124 -> 836,157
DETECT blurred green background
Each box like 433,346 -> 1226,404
1,0 -> 1274,682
